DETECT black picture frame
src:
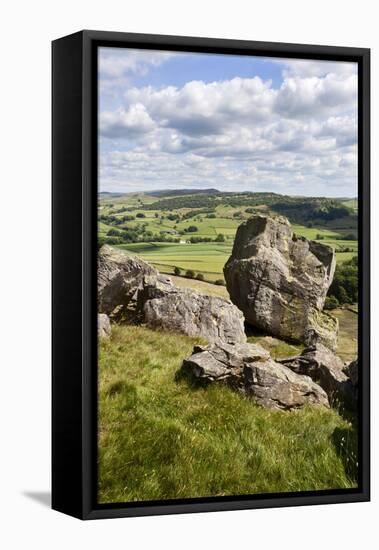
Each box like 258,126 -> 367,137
52,30 -> 370,520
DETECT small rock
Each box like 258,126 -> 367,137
280,343 -> 355,407
98,313 -> 111,338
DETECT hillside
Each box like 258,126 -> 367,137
99,190 -> 357,268
98,324 -> 357,503
97,217 -> 359,503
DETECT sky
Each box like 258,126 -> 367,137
98,47 -> 358,197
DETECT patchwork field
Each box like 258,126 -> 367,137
100,191 -> 357,281
117,241 -> 231,281
117,233 -> 355,285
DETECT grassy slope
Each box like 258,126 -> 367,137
170,274 -> 230,298
98,325 -> 357,504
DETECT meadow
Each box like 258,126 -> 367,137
98,325 -> 357,503
99,191 -> 358,281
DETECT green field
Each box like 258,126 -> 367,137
117,242 -> 231,281
98,325 -> 357,503
100,191 -> 358,280
117,233 -> 354,284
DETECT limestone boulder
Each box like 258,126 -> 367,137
139,275 -> 246,345
181,342 -> 329,411
98,313 -> 111,338
98,245 -> 158,315
280,343 -> 356,408
223,215 -> 338,349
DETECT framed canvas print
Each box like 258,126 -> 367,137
52,30 -> 370,519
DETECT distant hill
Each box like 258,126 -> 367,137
99,192 -> 125,198
148,188 -> 220,198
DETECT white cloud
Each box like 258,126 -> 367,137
273,58 -> 357,78
124,77 -> 276,136
99,48 -> 175,80
100,104 -> 156,138
276,73 -> 357,117
99,56 -> 358,196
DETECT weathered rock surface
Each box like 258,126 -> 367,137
343,358 -> 358,403
223,215 -> 338,350
280,343 -> 355,407
98,246 -> 247,345
182,342 -> 329,410
139,275 -> 246,345
98,245 -> 158,315
344,358 -> 358,387
98,313 -> 111,338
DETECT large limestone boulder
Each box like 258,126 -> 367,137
280,343 -> 355,408
98,246 -> 247,345
98,245 -> 158,315
181,342 -> 329,410
139,275 -> 246,345
224,215 -> 338,349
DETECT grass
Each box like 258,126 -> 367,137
170,275 -> 229,299
247,334 -> 304,360
117,241 -> 232,281
332,307 -> 359,362
98,324 -> 358,504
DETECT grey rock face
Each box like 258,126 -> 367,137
98,245 -> 158,315
223,215 -> 338,350
182,342 -> 329,410
280,343 -> 355,408
344,358 -> 358,387
139,276 -> 246,345
343,358 -> 358,403
98,246 -> 247,345
98,313 -> 111,338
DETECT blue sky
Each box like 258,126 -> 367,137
99,47 -> 358,197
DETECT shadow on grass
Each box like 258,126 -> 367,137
331,426 -> 358,482
174,368 -> 210,391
